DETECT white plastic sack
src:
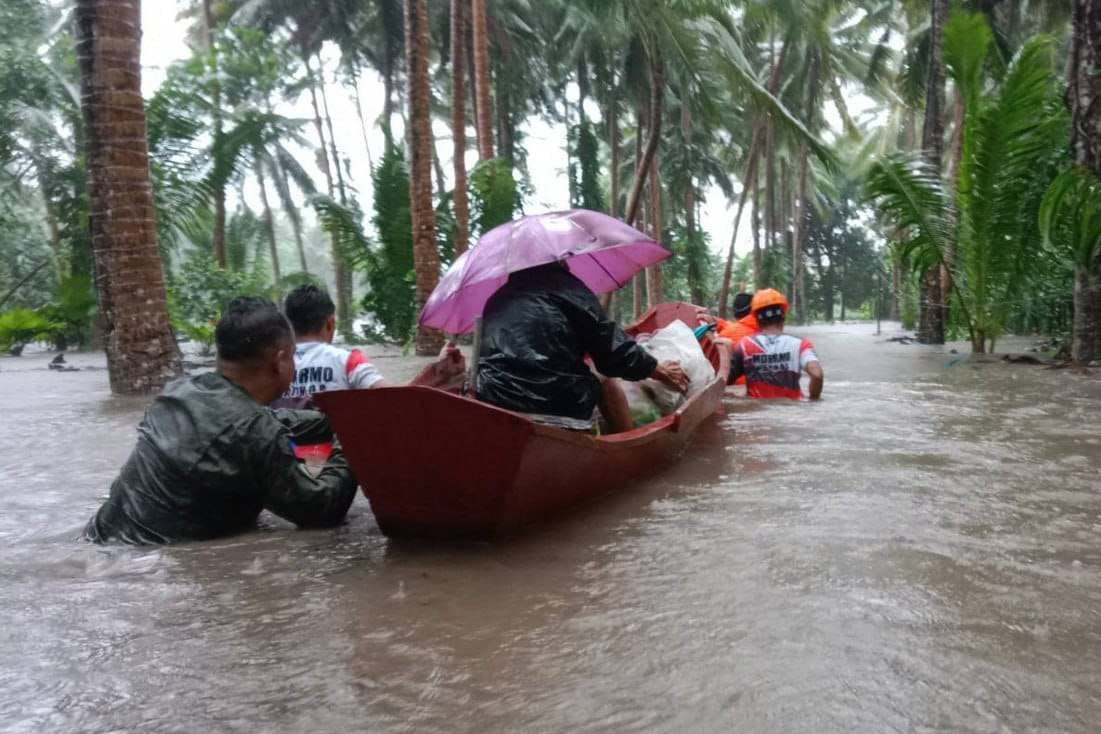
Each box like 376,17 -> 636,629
635,320 -> 714,414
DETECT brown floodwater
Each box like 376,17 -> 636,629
1,323 -> 1099,733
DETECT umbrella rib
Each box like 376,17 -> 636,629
587,251 -> 624,290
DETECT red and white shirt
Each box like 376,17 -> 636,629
731,333 -> 819,399
282,341 -> 384,399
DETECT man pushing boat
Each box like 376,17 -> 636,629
85,296 -> 467,545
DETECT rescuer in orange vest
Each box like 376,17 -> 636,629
728,288 -> 824,400
713,292 -> 758,385
715,292 -> 758,342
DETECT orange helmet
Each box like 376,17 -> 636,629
750,288 -> 789,315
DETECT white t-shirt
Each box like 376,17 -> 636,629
282,341 -> 384,399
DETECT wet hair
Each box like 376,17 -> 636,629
755,305 -> 786,328
215,297 -> 293,363
732,292 -> 753,319
283,284 -> 335,335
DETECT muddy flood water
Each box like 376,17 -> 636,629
1,322 -> 1100,733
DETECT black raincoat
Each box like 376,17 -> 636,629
475,264 -> 657,421
85,372 -> 358,545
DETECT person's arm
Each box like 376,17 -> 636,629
727,342 -> 745,385
345,350 -> 385,389
805,361 -> 823,400
567,291 -> 658,380
407,341 -> 466,389
651,361 -> 690,393
271,408 -> 333,445
799,339 -> 822,400
250,413 -> 358,527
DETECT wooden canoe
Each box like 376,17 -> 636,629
313,302 -> 730,541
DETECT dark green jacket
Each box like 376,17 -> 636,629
85,372 -> 358,545
476,265 -> 657,420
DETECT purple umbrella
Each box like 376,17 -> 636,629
420,209 -> 670,333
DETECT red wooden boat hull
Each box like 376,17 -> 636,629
314,303 -> 730,540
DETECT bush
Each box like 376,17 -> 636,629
168,252 -> 272,326
38,275 -> 97,350
0,308 -> 61,352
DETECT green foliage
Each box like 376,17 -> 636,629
661,226 -> 717,306
178,320 -> 217,356
469,157 -> 521,237
167,252 -> 271,330
0,308 -> 60,351
37,275 -> 97,350
568,119 -> 604,212
805,189 -> 881,321
866,25 -> 1070,351
360,144 -> 414,343
1039,165 -> 1101,271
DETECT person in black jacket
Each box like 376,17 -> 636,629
85,297 -> 360,545
476,261 -> 688,433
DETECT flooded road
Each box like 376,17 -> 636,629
2,323 -> 1100,733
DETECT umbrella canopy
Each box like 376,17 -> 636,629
420,209 -> 670,333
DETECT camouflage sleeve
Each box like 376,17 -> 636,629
248,413 -> 358,528
270,408 -> 333,446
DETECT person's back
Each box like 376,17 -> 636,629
476,262 -> 686,431
729,288 -> 823,400
85,297 -> 358,545
734,332 -> 818,399
286,341 -> 382,398
282,284 -> 383,399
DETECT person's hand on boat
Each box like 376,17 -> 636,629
694,308 -> 716,325
651,360 -> 690,394
436,341 -> 466,380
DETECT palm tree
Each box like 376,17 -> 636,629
867,21 -> 1068,353
917,0 -> 949,344
74,0 -> 180,393
471,0 -> 494,161
1065,0 -> 1101,361
451,0 -> 471,256
406,0 -> 444,355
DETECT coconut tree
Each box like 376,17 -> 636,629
867,19 -> 1069,353
451,0 -> 471,256
405,0 -> 444,355
73,0 -> 180,393
1062,0 -> 1101,361
471,0 -> 494,161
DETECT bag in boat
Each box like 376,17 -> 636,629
635,320 -> 714,414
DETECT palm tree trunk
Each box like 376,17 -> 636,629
74,0 -> 180,394
349,62 -> 375,170
765,117 -> 776,268
255,159 -> 282,289
406,0 -> 444,355
646,156 -> 663,307
752,176 -> 762,288
890,260 -> 901,321
471,0 -> 494,161
918,0 -> 948,344
451,0 -> 470,256
304,53 -> 352,335
608,85 -> 619,217
792,149 -> 809,324
201,0 -> 226,268
718,138 -> 760,316
623,57 -> 665,228
1069,0 -> 1101,362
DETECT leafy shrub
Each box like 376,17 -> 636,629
0,308 -> 61,352
37,275 -> 97,350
